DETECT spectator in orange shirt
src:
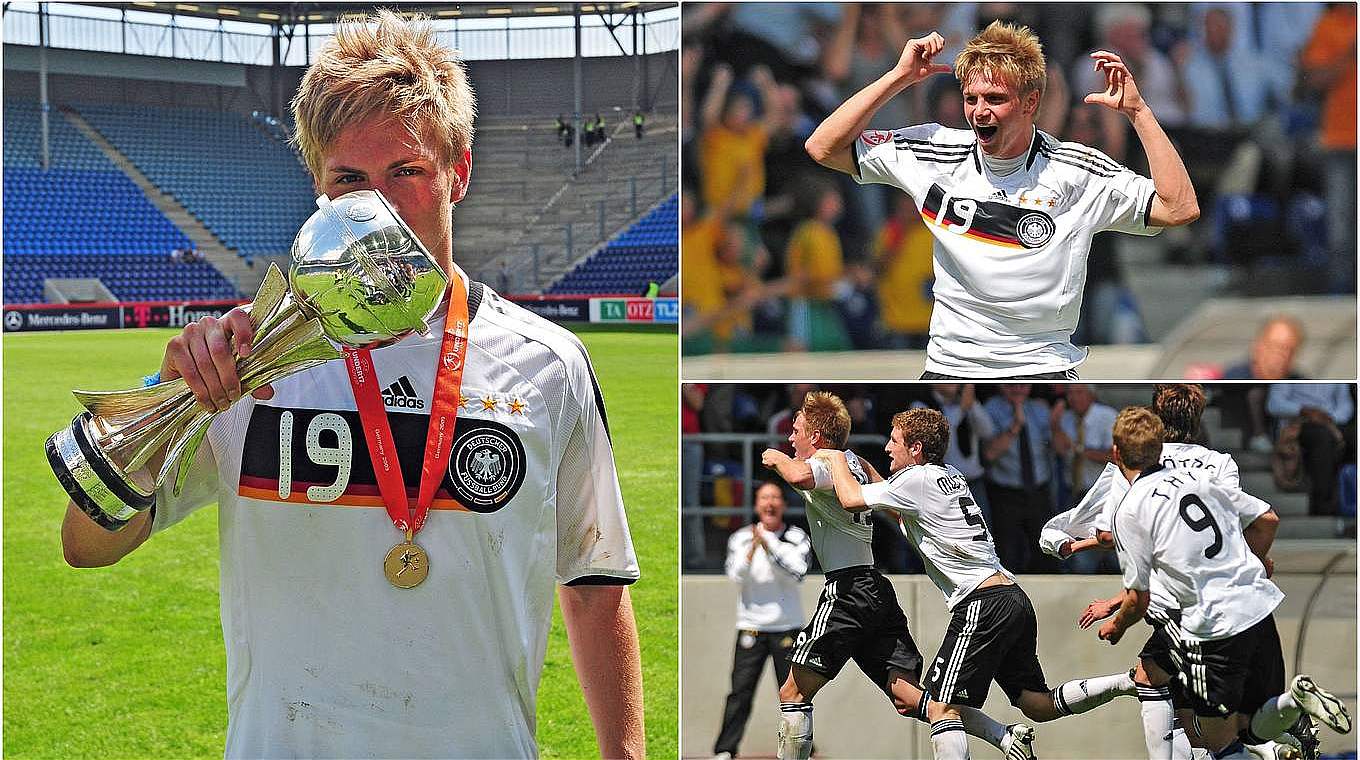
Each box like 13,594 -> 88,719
1302,3 -> 1357,291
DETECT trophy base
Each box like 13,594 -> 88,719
45,412 -> 156,532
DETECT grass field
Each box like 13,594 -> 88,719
3,327 -> 677,758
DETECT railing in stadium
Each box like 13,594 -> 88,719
681,432 -> 888,521
514,169 -> 673,288
2,8 -> 679,63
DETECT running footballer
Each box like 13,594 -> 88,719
805,21 -> 1199,379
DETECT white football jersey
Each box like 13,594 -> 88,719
1094,443 -> 1241,533
803,451 -> 875,572
855,124 -> 1161,376
1042,442 -> 1242,613
152,273 -> 639,758
1112,466 -> 1281,641
859,463 -> 1012,610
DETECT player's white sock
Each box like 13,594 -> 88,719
1171,716 -> 1194,759
957,706 -> 1008,749
1136,684 -> 1178,759
913,690 -> 1007,750
1249,694 -> 1301,742
777,702 -> 813,760
1050,671 -> 1137,716
930,719 -> 970,760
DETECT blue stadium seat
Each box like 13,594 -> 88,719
546,194 -> 677,296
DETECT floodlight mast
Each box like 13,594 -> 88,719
573,3 -> 582,175
39,1 -> 50,170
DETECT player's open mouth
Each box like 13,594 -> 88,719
975,124 -> 998,142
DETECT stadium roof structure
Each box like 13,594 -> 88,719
76,2 -> 675,24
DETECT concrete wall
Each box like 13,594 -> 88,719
682,567 -> 1357,759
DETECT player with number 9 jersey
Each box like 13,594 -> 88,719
1112,465 -> 1282,643
1100,407 -> 1351,759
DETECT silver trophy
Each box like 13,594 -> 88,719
46,190 -> 448,530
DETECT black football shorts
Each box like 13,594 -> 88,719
923,583 -> 1049,708
787,566 -> 923,692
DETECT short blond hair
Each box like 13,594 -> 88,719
1113,407 -> 1164,471
954,20 -> 1047,96
291,10 -> 476,181
801,391 -> 851,450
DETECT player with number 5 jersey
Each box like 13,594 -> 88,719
805,21 -> 1199,378
818,408 -> 1152,760
761,393 -> 1034,760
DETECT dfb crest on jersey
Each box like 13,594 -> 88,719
448,420 -> 526,512
1016,211 -> 1056,248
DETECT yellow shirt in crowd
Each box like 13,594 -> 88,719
681,215 -> 724,316
699,124 -> 768,217
873,215 -> 935,335
785,219 -> 843,301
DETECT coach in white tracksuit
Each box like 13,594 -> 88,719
713,482 -> 811,758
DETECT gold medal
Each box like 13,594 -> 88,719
383,540 -> 429,589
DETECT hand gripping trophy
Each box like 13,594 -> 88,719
45,190 -> 448,531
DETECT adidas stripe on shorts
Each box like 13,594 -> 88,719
923,584 -> 1049,708
788,566 -> 922,688
1137,616 -> 1190,706
1152,611 -> 1286,718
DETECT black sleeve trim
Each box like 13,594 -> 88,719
1024,130 -> 1042,170
467,280 -> 485,321
567,341 -> 611,443
1142,192 -> 1156,228
852,137 -> 863,179
564,574 -> 638,586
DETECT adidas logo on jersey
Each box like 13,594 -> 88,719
382,376 -> 425,410
956,688 -> 969,699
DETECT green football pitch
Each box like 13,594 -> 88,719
3,327 -> 677,758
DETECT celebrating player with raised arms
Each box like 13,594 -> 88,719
815,408 -> 1147,760
805,22 -> 1199,379
1102,408 -> 1351,760
761,392 -> 1033,760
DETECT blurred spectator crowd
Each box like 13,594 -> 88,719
681,2 -> 1357,356
681,382 -> 1357,574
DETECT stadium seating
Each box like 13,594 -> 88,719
72,102 -> 315,260
2,100 -> 236,303
547,193 -> 677,295
3,253 -> 238,304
